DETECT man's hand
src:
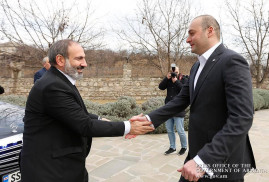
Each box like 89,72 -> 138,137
167,72 -> 172,79
101,117 -> 110,121
125,134 -> 137,139
177,160 -> 205,182
129,120 -> 154,135
126,114 -> 154,138
129,113 -> 148,122
125,114 -> 146,139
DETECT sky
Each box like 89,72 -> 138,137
1,0 -> 268,53
89,0 -> 237,50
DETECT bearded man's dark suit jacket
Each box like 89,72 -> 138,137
21,66 -> 125,182
148,44 -> 255,181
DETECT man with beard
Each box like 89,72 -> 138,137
20,39 -> 154,182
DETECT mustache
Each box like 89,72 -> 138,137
77,66 -> 84,69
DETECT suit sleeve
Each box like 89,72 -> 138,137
174,80 -> 183,91
197,54 -> 253,169
149,78 -> 190,128
88,113 -> 99,119
43,84 -> 125,137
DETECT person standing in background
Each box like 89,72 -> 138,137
34,56 -> 51,83
159,65 -> 188,155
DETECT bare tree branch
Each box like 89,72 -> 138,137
0,0 -> 104,63
226,0 -> 269,88
115,0 -> 192,76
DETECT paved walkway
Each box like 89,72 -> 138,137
86,109 -> 269,182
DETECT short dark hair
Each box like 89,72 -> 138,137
195,15 -> 221,40
48,39 -> 77,66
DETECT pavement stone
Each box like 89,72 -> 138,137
86,109 -> 269,182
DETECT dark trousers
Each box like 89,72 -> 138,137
179,176 -> 244,182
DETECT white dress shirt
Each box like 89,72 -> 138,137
192,42 -> 221,177
57,69 -> 131,135
194,42 -> 221,90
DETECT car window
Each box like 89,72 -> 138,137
0,101 -> 24,139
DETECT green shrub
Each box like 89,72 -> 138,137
141,97 -> 165,114
83,100 -> 101,115
253,90 -> 264,111
184,106 -> 190,131
109,96 -> 142,118
84,96 -> 143,121
253,89 -> 269,109
0,95 -> 27,106
1,88 -> 269,134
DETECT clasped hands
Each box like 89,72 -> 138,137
125,114 -> 205,181
126,113 -> 154,139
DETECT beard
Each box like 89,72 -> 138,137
64,58 -> 84,80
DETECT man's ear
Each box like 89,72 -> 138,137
207,26 -> 214,38
56,54 -> 65,67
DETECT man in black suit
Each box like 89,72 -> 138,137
20,39 -> 154,182
131,15 -> 255,182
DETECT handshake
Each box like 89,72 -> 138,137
127,113 -> 155,139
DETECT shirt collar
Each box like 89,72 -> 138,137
197,42 -> 221,67
202,42 -> 221,60
57,69 -> 76,85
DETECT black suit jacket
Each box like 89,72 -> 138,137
149,44 -> 255,180
21,66 -> 125,182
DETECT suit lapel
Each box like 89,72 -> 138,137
190,44 -> 225,105
72,85 -> 84,106
189,61 -> 200,101
50,67 -> 86,110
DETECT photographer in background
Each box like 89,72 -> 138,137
159,64 -> 188,155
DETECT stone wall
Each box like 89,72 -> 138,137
1,63 -> 268,102
0,63 -> 166,101
0,78 -> 33,96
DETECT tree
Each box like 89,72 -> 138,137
116,0 -> 192,76
0,0 -> 104,63
226,0 -> 269,88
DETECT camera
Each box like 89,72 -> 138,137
171,63 -> 177,78
171,72 -> 177,78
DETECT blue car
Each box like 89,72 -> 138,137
0,101 -> 24,182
